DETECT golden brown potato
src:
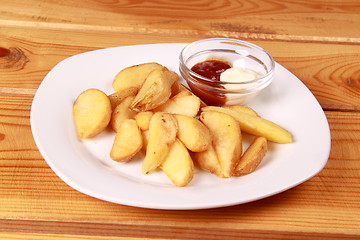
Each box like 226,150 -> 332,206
73,62 -> 281,187
134,111 -> 153,131
202,106 -> 293,144
110,119 -> 143,162
131,68 -> 179,111
171,81 -> 207,107
174,114 -> 211,152
170,81 -> 187,96
233,136 -> 267,176
141,130 -> 150,153
110,96 -> 137,132
73,88 -> 112,138
193,144 -> 223,177
161,139 -> 194,187
108,87 -> 138,110
226,105 -> 259,117
142,112 -> 178,174
112,62 -> 163,92
200,110 -> 242,178
154,91 -> 201,117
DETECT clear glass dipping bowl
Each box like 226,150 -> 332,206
179,38 -> 275,106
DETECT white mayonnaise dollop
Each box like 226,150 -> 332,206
220,67 -> 263,104
220,67 -> 261,89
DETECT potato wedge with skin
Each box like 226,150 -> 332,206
112,62 -> 164,92
110,119 -> 143,162
131,68 -> 179,111
193,144 -> 223,178
155,91 -> 201,117
142,112 -> 178,174
108,87 -> 138,110
202,106 -> 293,144
171,81 -> 188,97
200,111 -> 242,178
73,88 -> 111,138
233,136 -> 267,176
134,111 -> 153,131
174,114 -> 211,152
171,81 -> 207,107
226,105 -> 259,117
161,139 -> 194,187
141,130 -> 150,153
110,96 -> 137,132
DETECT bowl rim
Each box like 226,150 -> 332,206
179,37 -> 275,85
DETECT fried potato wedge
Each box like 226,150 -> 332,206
193,144 -> 223,177
226,105 -> 259,117
112,62 -> 163,92
110,96 -> 137,132
131,68 -> 179,111
142,112 -> 178,174
155,91 -> 201,117
161,139 -> 194,187
174,114 -> 211,152
110,119 -> 143,162
108,87 -> 138,109
171,81 -> 207,107
233,136 -> 267,176
202,106 -> 293,144
200,111 -> 242,178
171,81 -> 188,96
73,88 -> 112,138
141,130 -> 150,153
134,111 -> 153,131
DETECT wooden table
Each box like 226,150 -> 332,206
1,1 -> 360,239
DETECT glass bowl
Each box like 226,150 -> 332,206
179,38 -> 275,106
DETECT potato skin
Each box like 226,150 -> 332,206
110,96 -> 136,132
142,112 -> 178,174
193,144 -> 223,177
130,68 -> 178,111
233,136 -> 267,176
200,110 -> 242,178
112,62 -> 163,92
73,88 -> 111,138
108,87 -> 137,110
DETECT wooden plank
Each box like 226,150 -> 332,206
1,95 -> 360,237
0,0 -> 359,43
1,220 -> 360,240
0,27 -> 194,90
1,27 -> 359,110
1,1 -> 359,239
0,232 -> 171,240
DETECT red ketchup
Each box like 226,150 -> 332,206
189,60 -> 231,106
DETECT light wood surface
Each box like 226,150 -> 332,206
1,1 -> 360,239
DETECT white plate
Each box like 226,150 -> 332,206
31,43 -> 331,210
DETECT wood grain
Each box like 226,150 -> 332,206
1,94 -> 360,239
0,27 -> 359,110
1,220 -> 360,240
1,0 -> 360,239
0,0 -> 360,43
1,233 -> 158,240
